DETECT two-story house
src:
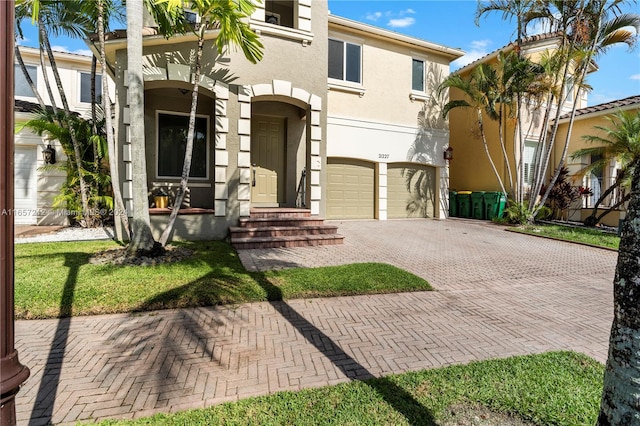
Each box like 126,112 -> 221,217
90,1 -> 463,243
14,46 -> 113,225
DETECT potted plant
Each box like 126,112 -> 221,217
154,189 -> 170,209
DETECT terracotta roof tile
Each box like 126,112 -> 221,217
559,94 -> 640,120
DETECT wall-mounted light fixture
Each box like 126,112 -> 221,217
443,146 -> 453,161
42,144 -> 56,164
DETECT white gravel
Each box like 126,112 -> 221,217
15,226 -> 116,244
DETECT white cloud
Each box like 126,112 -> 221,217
50,45 -> 92,57
16,36 -> 29,46
387,17 -> 415,28
365,11 -> 383,21
402,8 -> 416,15
451,39 -> 492,70
630,74 -> 640,80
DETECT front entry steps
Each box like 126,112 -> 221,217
230,208 -> 344,249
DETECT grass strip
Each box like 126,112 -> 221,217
15,240 -> 431,319
96,351 -> 604,426
508,224 -> 619,250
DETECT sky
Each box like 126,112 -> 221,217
17,0 -> 640,106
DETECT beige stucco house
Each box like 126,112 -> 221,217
556,95 -> 640,226
14,46 -> 114,225
91,2 -> 463,242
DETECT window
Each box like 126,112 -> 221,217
265,0 -> 294,28
157,113 -> 208,178
80,72 -> 102,104
523,141 -> 539,185
14,64 -> 37,97
328,38 -> 361,84
563,77 -> 574,104
412,59 -> 425,92
588,154 -> 603,207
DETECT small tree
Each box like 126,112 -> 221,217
541,166 -> 592,220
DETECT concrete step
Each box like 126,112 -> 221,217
238,217 -> 326,228
230,225 -> 339,239
249,208 -> 311,219
231,234 -> 345,249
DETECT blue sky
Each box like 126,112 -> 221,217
17,0 -> 640,105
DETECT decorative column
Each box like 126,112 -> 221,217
308,94 -> 322,215
1,2 -> 30,424
212,81 -> 229,216
377,162 -> 388,220
237,85 -> 253,217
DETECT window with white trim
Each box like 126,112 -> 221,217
563,77 -> 574,104
523,141 -> 539,186
79,72 -> 102,104
328,38 -> 361,84
14,64 -> 37,98
412,58 -> 425,92
157,112 -> 208,178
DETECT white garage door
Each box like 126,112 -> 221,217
387,164 -> 435,218
14,146 -> 38,224
326,159 -> 374,219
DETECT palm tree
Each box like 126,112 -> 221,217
598,115 -> 640,424
93,0 -> 131,239
158,0 -> 263,246
571,110 -> 640,226
528,0 -> 640,220
475,0 -> 543,204
17,0 -> 98,226
440,51 -> 542,198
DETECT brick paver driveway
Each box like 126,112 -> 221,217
15,219 -> 616,425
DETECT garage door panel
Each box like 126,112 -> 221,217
14,146 -> 38,224
387,165 -> 435,218
327,160 -> 374,219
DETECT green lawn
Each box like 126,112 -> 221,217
508,223 -> 620,249
96,351 -> 604,426
14,240 -> 431,319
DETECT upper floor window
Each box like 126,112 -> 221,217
412,59 -> 425,92
328,39 -> 361,84
14,64 -> 37,98
79,72 -> 102,104
563,77 -> 574,104
265,0 -> 294,28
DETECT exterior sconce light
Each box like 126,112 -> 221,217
42,144 -> 56,165
443,146 -> 453,161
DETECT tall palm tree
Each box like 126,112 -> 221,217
158,0 -> 263,246
529,0 -> 640,220
597,112 -> 640,424
17,0 -> 98,226
440,66 -> 509,196
476,0 -> 544,205
571,110 -> 640,226
440,52 -> 543,198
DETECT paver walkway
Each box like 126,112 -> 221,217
15,219 -> 616,425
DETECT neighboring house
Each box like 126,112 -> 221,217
13,46 -> 113,225
89,2 -> 463,241
447,34 -> 590,196
556,95 -> 640,226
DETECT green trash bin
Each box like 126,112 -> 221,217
449,191 -> 458,217
484,192 -> 507,219
484,192 -> 501,219
471,191 -> 486,220
457,191 -> 472,218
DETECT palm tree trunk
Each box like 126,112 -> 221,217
126,0 -> 157,254
97,0 -> 130,240
14,43 -> 46,109
38,22 -> 58,117
598,162 -> 640,424
478,111 -> 508,196
90,55 -> 99,169
159,27 -> 205,246
40,22 -> 95,227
